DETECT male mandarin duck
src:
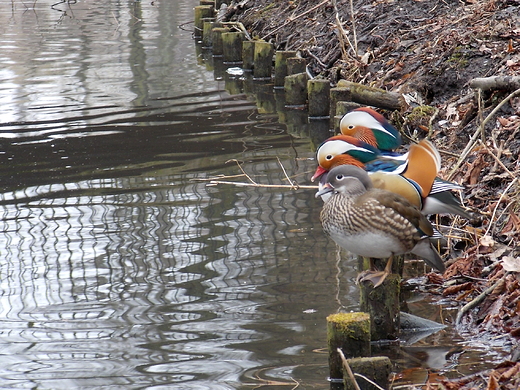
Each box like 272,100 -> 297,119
312,135 -> 471,218
340,107 -> 402,152
317,165 -> 445,287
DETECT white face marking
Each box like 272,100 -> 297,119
317,140 -> 372,163
340,111 -> 393,137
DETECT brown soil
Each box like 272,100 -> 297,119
221,0 -> 520,388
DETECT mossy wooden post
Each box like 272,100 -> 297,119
359,273 -> 401,341
200,0 -> 215,7
274,51 -> 297,88
202,19 -> 217,48
242,40 -> 255,71
330,87 -> 353,122
344,357 -> 392,390
253,41 -> 274,80
287,57 -> 307,75
212,27 -> 229,56
222,31 -> 245,64
194,5 -> 214,39
327,313 -> 371,383
284,72 -> 308,106
308,79 -> 330,118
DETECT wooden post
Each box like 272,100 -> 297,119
211,27 -> 229,56
194,5 -> 214,39
242,40 -> 255,71
201,19 -> 217,48
330,87 -> 353,121
344,357 -> 392,390
284,72 -> 308,106
359,273 -> 401,341
308,79 -> 331,118
222,31 -> 245,64
253,41 -> 274,80
287,57 -> 307,75
274,51 -> 297,88
327,313 -> 371,382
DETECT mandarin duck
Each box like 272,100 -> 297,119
317,165 -> 445,287
340,107 -> 402,152
311,135 -> 471,219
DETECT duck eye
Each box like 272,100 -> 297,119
336,174 -> 344,180
326,154 -> 333,160
348,125 -> 355,130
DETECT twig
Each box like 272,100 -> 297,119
304,49 -> 327,68
337,348 -> 362,390
331,0 -> 358,60
484,177 -> 518,237
261,0 -> 330,40
478,139 -> 515,179
276,157 -> 299,190
227,159 -> 258,184
455,276 -> 507,326
208,180 -> 317,189
348,0 -> 358,56
447,87 -> 520,180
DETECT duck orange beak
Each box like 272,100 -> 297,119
311,166 -> 328,182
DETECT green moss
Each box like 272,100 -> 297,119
447,46 -> 469,68
407,105 -> 436,123
327,312 -> 371,339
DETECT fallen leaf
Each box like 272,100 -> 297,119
501,256 -> 520,272
480,235 -> 495,247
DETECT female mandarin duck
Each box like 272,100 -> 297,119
340,107 -> 402,152
311,135 -> 471,218
317,165 -> 445,287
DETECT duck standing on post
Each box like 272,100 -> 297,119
317,165 -> 445,287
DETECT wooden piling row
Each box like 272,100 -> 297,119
191,7 -> 415,386
195,0 -> 405,118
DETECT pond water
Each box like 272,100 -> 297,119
0,1 -> 507,389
